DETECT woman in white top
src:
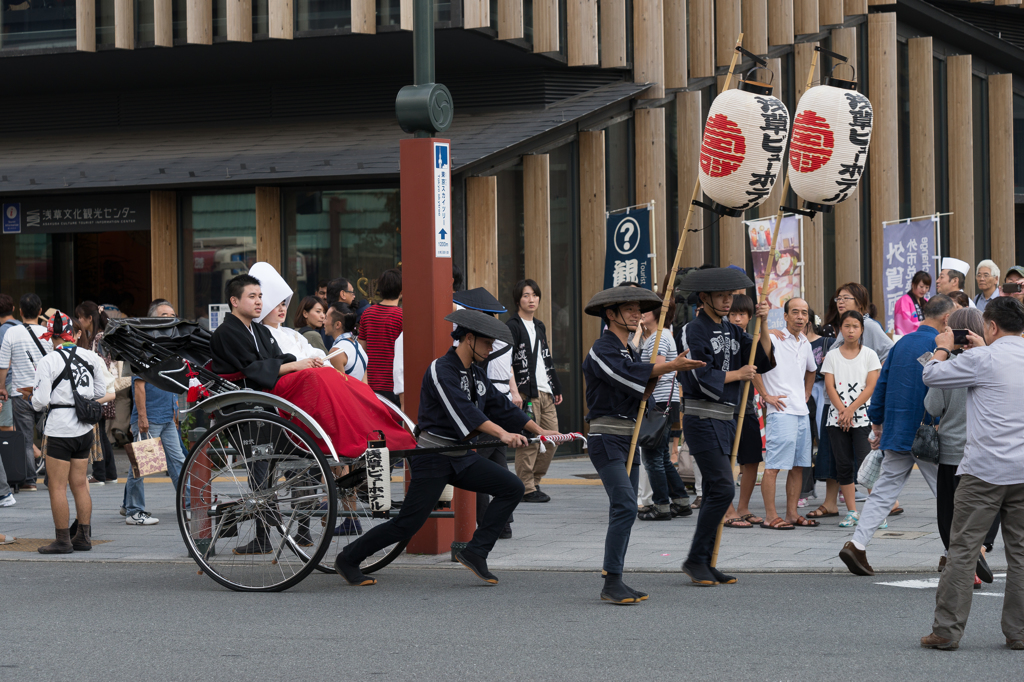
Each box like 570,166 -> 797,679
820,310 -> 881,527
327,303 -> 369,381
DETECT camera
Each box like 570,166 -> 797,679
952,329 -> 969,345
1003,282 -> 1022,294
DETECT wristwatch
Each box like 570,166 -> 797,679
933,347 -> 953,358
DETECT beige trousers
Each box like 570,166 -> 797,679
514,391 -> 559,494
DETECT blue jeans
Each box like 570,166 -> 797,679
123,422 -> 186,515
641,409 -> 689,506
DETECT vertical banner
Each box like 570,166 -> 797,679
604,207 -> 653,289
882,218 -> 936,333
745,215 -> 803,330
433,142 -> 451,258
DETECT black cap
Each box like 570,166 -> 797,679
445,309 -> 513,344
678,267 -> 754,293
453,287 -> 507,314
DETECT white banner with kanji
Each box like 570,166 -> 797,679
882,218 -> 937,333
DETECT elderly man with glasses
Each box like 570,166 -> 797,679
974,260 -> 1000,311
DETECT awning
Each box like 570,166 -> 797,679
0,81 -> 648,195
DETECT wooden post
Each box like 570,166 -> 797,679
636,108 -> 667,277
270,0 -> 294,39
567,0 -> 598,66
795,41 -> 824,312
743,0 -> 769,56
77,0 -> 96,52
909,37 -> 936,217
155,0 -> 173,45
634,0 -> 665,99
151,192 -> 179,310
679,91 -> 705,267
534,0 -> 559,53
948,54 -> 974,294
524,155 -> 554,326
227,0 -> 253,42
819,0 -> 843,25
844,0 -> 867,14
664,0 -> 688,88
833,27 -> 862,286
600,0 -> 627,68
580,131 -> 607,359
499,0 -> 524,40
187,0 -> 212,45
466,177 -> 499,294
760,57 -> 786,219
400,0 -> 413,30
794,0 -> 818,36
690,0 -> 715,79
868,12 -> 898,318
716,0 -> 741,93
115,0 -> 135,49
352,0 -> 377,34
768,0 -> 794,47
990,73 -> 1016,265
255,187 -> 282,270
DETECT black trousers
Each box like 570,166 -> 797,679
937,463 -> 1000,552
687,447 -> 735,566
475,445 -> 513,525
342,457 -> 525,565
92,418 -> 118,482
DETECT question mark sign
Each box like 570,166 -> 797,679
620,221 -> 634,251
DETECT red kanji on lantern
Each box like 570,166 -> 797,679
700,114 -> 746,178
790,110 -> 834,173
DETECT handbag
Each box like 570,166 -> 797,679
911,413 -> 941,465
125,431 -> 168,478
638,397 -> 671,448
857,449 -> 885,489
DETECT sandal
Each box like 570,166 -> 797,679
790,515 -> 820,527
691,496 -> 702,509
740,513 -> 764,525
889,506 -> 904,516
723,517 -> 753,528
0,534 -> 15,545
806,506 -> 839,518
760,517 -> 794,530
638,507 -> 672,521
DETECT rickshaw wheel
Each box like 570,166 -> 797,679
177,411 -> 337,592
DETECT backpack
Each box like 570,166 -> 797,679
49,347 -> 103,426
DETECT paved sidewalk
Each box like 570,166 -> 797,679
0,456 -> 1005,573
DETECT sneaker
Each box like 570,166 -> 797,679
119,506 -> 127,517
87,476 -> 104,485
522,490 -> 550,503
232,537 -> 274,555
839,510 -> 860,528
879,519 -> 888,530
839,541 -> 875,576
855,490 -> 868,502
20,483 -> 37,492
0,494 -> 15,507
125,511 -> 159,526
797,497 -> 807,508
499,523 -> 512,539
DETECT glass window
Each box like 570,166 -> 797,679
548,142 -> 582,437
254,0 -> 268,35
496,163 -> 525,312
296,0 -> 352,31
282,188 -> 402,315
96,0 -> 114,46
934,57 -> 949,257
378,0 -> 399,27
173,0 -> 186,41
897,40 -> 910,220
973,74 -> 990,261
213,0 -> 226,37
180,193 -> 258,321
0,234 -> 56,312
0,0 -> 76,50
605,116 -> 634,211
138,0 -> 155,44
1014,93 -> 1024,194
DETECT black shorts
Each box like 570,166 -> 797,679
46,432 -> 95,462
736,412 -> 764,466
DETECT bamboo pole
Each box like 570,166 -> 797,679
709,48 -> 820,568
623,33 -> 746,474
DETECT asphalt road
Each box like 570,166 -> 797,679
5,562 -> 1020,681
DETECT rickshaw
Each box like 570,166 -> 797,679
103,317 -> 581,592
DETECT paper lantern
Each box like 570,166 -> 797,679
698,80 -> 790,218
788,77 -> 873,213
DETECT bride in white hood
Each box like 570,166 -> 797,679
249,262 -> 345,372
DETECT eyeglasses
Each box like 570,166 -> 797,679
834,296 -> 856,302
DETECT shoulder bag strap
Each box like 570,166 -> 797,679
27,325 -> 47,359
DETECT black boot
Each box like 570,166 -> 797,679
600,573 -> 638,604
709,566 -> 736,584
335,553 -> 377,586
681,559 -> 719,586
71,524 -> 92,552
38,528 -> 74,554
625,584 -> 649,601
456,549 -> 498,584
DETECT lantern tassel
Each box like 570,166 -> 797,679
622,32 -> 747,476
710,47 -> 824,570
184,361 -> 210,403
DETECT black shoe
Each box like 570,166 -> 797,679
625,585 -> 649,601
456,549 -> 498,584
335,553 -> 377,586
333,518 -> 363,536
498,523 -> 512,539
709,566 -> 737,584
232,537 -> 273,555
600,573 -> 638,604
670,502 -> 693,517
522,490 -> 551,503
681,559 -> 718,586
977,554 -> 994,583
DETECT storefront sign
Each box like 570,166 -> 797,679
0,194 -> 149,234
3,203 -> 21,234
882,218 -> 937,333
745,215 -> 803,331
434,142 -> 451,258
208,304 -> 231,331
604,208 -> 652,289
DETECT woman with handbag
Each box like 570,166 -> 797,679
637,305 -> 691,521
922,307 -> 998,588
821,311 -> 881,528
76,301 -> 118,485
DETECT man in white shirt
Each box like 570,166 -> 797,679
0,293 -> 51,493
973,259 -> 1000,311
758,298 -> 817,529
920,296 -> 1024,651
29,312 -> 112,554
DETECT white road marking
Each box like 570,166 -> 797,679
875,576 -> 1004,597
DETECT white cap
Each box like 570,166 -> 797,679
247,261 -> 293,324
941,257 -> 970,275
